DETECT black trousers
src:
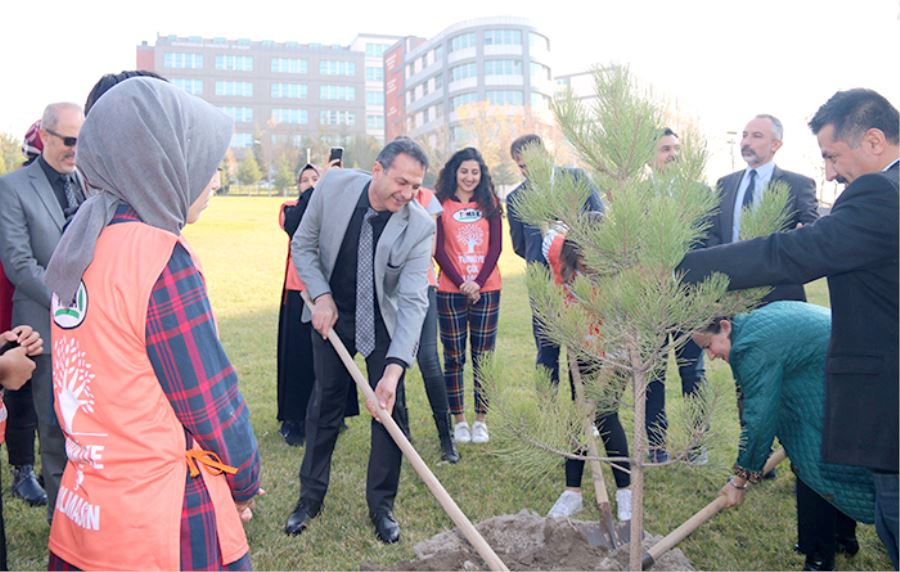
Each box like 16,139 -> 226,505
645,337 -> 705,448
299,318 -> 409,515
277,291 -> 358,428
795,476 -> 856,559
417,287 -> 449,419
2,381 -> 37,466
531,314 -> 561,385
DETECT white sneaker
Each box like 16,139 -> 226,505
616,488 -> 633,521
547,490 -> 583,518
471,421 -> 489,444
453,421 -> 471,444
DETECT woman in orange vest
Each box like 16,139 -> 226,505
43,78 -> 261,570
277,163 -> 319,446
540,223 -> 632,521
434,147 -> 503,446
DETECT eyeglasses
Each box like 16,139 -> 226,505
45,128 -> 77,147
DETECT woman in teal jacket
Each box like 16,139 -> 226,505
693,301 -> 875,571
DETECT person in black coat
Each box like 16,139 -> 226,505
678,88 -> 899,569
506,134 -> 604,385
706,114 -> 820,303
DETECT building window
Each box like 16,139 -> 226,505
366,43 -> 390,57
530,62 -> 551,81
433,74 -> 443,90
320,110 -> 356,126
367,114 -> 385,130
215,55 -> 253,71
271,58 -> 308,73
529,32 -> 550,51
450,63 -> 477,82
271,108 -> 308,124
320,85 -> 356,101
215,81 -> 253,97
449,32 -> 476,52
366,65 -> 384,81
163,52 -> 203,69
487,90 -> 524,106
219,106 -> 253,122
366,90 -> 385,105
320,60 -> 356,76
432,45 -> 444,64
484,29 -> 522,46
230,133 -> 253,148
531,92 -> 551,109
272,83 -> 308,99
451,92 -> 478,110
484,59 -> 522,76
172,78 -> 203,95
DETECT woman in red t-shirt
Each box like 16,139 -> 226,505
434,147 -> 502,445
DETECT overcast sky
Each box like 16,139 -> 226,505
3,0 -> 897,187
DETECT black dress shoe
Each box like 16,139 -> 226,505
370,510 -> 400,544
12,465 -> 47,507
802,553 -> 835,571
279,420 -> 305,447
835,535 -> 860,557
284,500 -> 320,536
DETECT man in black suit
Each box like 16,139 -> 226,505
678,89 -> 898,570
707,114 -> 819,302
506,134 -> 604,384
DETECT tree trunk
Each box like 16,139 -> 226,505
629,346 -> 647,571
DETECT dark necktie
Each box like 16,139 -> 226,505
355,208 -> 378,357
741,169 -> 758,208
62,176 -> 79,216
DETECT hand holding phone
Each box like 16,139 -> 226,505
328,146 -> 344,168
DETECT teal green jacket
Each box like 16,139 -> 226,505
730,301 -> 874,523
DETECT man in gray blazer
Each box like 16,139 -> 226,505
284,138 -> 434,544
0,102 -> 85,519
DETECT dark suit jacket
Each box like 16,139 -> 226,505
706,165 -> 819,303
679,162 -> 899,472
507,167 -> 604,265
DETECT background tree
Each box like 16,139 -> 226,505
0,132 -> 23,175
273,152 -> 296,195
483,65 -> 789,569
237,152 -> 263,186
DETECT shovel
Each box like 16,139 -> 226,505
569,353 -> 626,549
301,291 -> 508,572
640,448 -> 787,569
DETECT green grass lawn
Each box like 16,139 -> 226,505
3,197 -> 891,571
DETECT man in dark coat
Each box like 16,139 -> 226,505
678,89 -> 899,569
706,114 -> 819,303
506,134 -> 603,385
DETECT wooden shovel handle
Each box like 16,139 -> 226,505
642,448 -> 787,569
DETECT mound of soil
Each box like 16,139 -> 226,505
367,510 -> 693,571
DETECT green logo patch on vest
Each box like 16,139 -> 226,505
51,282 -> 88,329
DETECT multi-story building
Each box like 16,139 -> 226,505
386,17 -> 554,149
348,33 -> 402,142
136,33 -> 398,162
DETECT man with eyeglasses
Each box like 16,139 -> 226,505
0,102 -> 85,521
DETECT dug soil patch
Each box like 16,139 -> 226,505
367,509 -> 693,571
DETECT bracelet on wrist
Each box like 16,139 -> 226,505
727,476 -> 748,490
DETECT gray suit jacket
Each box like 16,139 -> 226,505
291,168 -> 435,366
0,160 -> 82,340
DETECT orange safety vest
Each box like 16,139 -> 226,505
279,200 -> 305,292
437,200 -> 501,293
48,222 -> 248,570
416,188 -> 438,288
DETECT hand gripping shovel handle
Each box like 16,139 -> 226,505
300,291 -> 508,572
568,352 -> 619,549
641,448 -> 787,569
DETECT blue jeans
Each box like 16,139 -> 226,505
873,471 -> 899,570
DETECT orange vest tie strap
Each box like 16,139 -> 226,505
185,449 -> 238,478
